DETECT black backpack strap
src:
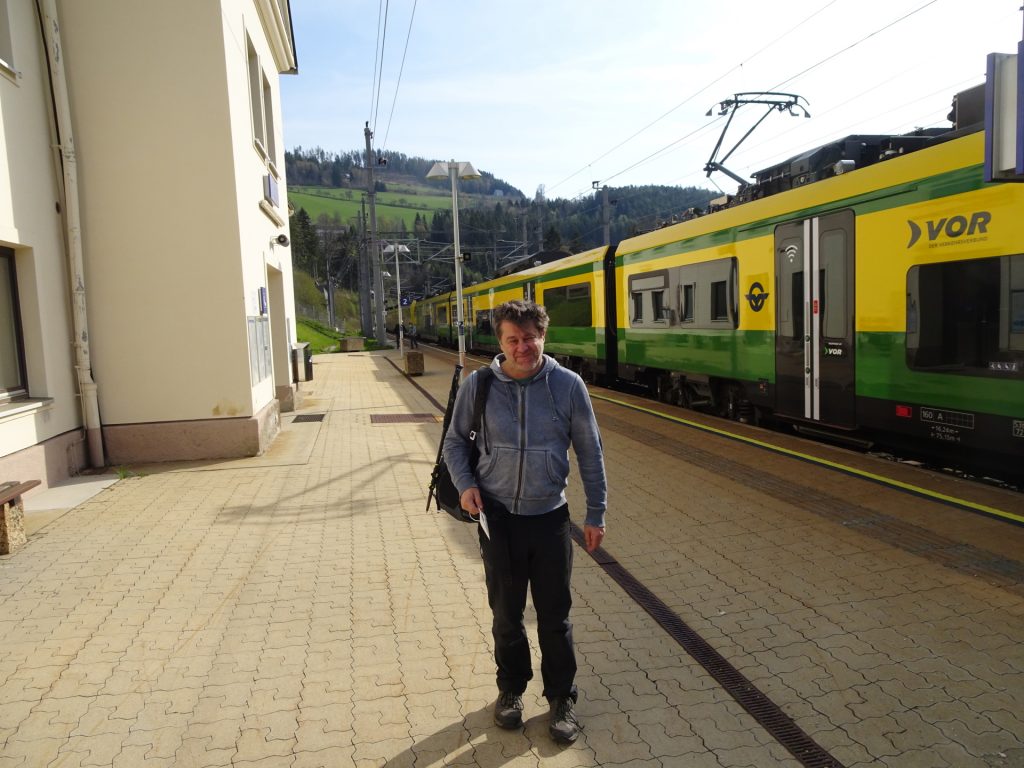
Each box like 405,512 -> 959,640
469,368 -> 494,445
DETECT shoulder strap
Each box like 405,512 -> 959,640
469,368 -> 494,443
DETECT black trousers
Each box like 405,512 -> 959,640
479,505 -> 577,701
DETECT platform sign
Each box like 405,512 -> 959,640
984,48 -> 1024,182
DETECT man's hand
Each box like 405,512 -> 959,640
460,487 -> 484,519
583,524 -> 605,552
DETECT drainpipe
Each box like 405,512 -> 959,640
38,0 -> 105,468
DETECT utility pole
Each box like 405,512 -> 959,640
594,181 -> 611,246
365,122 -> 386,346
358,197 -> 372,336
325,250 -> 336,329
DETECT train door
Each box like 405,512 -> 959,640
774,210 -> 856,427
524,280 -> 536,302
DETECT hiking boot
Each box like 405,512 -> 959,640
548,695 -> 581,744
493,691 -> 524,729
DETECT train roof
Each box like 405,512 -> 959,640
417,245 -> 608,303
733,83 -> 985,207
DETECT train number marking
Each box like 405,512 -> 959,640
920,407 -> 975,430
1013,420 -> 1024,439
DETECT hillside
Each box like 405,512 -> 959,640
285,147 -> 717,309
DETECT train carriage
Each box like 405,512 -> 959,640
406,89 -> 1022,477
613,127 -> 1024,474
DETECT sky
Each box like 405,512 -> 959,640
280,0 -> 1023,202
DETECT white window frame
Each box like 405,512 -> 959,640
0,247 -> 27,402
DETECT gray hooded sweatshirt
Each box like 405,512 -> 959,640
443,354 -> 607,528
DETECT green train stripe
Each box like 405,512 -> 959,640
617,163 -> 984,266
857,332 -> 1024,417
617,328 -> 775,380
590,392 -> 1024,525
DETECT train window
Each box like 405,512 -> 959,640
438,305 -> 448,325
652,291 -> 666,321
907,254 -> 1024,377
544,283 -> 592,327
711,281 -> 728,321
475,310 -> 493,335
672,257 -> 737,329
681,284 -> 695,323
629,270 -> 671,327
631,292 -> 643,322
820,229 -> 847,338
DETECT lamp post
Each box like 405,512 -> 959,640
382,242 -> 411,359
426,160 -> 481,372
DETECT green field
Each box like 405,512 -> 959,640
289,185 -> 456,230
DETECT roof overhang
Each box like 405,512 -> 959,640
255,0 -> 298,74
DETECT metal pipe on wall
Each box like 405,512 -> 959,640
38,0 -> 105,468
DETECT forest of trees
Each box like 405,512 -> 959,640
286,147 -> 718,324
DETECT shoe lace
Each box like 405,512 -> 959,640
499,691 -> 523,710
554,697 -> 579,726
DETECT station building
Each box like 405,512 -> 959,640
0,0 -> 299,489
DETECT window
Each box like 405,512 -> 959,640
681,283 -> 695,322
711,281 -> 728,321
670,257 -> 737,329
819,229 -> 847,338
0,247 -> 26,401
262,72 -> 277,170
906,254 -> 1024,377
0,1 -> 14,74
543,282 -> 592,327
628,271 -> 670,327
437,305 -> 448,325
475,309 -> 493,335
246,35 -> 265,156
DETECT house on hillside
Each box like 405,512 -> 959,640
0,0 -> 300,490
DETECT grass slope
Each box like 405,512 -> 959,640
289,182 -> 498,230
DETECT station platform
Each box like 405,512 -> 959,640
1,347 -> 1022,767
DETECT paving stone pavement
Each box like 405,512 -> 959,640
1,348 -> 1023,767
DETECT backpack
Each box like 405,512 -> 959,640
427,366 -> 494,523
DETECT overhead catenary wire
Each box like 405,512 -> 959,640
381,0 -> 418,152
369,0 -> 385,126
576,0 -> 949,202
371,0 -> 391,135
546,0 -> 843,196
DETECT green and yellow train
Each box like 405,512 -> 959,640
411,103 -> 1024,479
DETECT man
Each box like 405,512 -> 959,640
443,300 -> 607,745
407,322 -> 419,349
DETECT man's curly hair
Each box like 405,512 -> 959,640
493,300 -> 549,339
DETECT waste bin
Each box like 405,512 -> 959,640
292,342 -> 312,382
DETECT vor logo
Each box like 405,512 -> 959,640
906,211 -> 990,248
746,282 -> 769,312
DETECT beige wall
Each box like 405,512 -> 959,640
0,0 -> 85,478
56,0 -> 296,430
1,0 -> 298,476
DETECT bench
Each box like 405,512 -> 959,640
0,480 -> 40,555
